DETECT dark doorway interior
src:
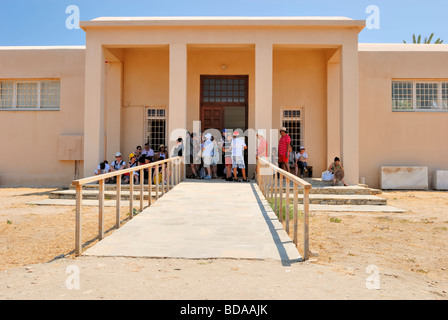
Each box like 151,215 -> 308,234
200,75 -> 249,177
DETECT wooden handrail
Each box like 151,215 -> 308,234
256,156 -> 310,261
257,156 -> 312,190
72,157 -> 180,186
73,156 -> 184,256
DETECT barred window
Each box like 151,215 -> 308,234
392,81 -> 413,110
442,83 -> 448,109
281,107 -> 303,151
0,80 -> 60,110
392,80 -> 448,111
145,106 -> 166,152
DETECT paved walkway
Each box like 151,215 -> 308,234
83,179 -> 301,264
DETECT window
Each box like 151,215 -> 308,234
0,80 -> 60,110
145,106 -> 166,152
201,77 -> 247,104
392,80 -> 448,111
281,107 -> 303,151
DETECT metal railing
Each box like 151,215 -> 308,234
256,156 -> 311,260
72,156 -> 184,256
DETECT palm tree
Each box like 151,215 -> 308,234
403,33 -> 444,44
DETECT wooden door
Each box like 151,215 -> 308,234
201,106 -> 223,132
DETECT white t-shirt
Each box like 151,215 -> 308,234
295,152 -> 308,161
142,148 -> 154,157
202,139 -> 214,157
231,138 -> 246,157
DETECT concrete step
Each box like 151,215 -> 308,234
51,188 -> 387,205
49,189 -> 163,200
27,199 -> 404,212
70,181 -> 381,196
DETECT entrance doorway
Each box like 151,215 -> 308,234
200,75 -> 249,177
200,75 -> 248,133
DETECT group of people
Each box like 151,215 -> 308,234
271,127 -> 348,186
94,141 -> 178,184
93,126 -> 348,186
187,130 -> 249,182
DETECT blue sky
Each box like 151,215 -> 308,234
0,0 -> 447,46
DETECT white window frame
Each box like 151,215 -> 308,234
392,80 -> 448,112
0,79 -> 60,111
280,106 -> 304,151
144,105 -> 167,152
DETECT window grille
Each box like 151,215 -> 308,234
392,80 -> 448,111
281,107 -> 303,152
0,79 -> 60,110
201,77 -> 247,104
145,107 -> 167,152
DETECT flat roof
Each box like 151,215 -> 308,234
0,46 -> 86,50
80,16 -> 365,30
359,43 -> 448,52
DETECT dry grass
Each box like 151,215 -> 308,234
0,187 -> 447,289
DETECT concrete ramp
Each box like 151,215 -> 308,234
83,180 -> 301,263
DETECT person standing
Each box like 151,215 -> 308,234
222,131 -> 233,181
231,131 -> 248,182
202,133 -> 214,180
278,127 -> 291,172
210,136 -> 220,179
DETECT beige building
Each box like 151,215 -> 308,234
0,17 -> 447,188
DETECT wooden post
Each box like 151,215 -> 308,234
155,165 -> 159,200
293,183 -> 298,245
161,164 -> 165,196
98,179 -> 104,241
140,168 -> 144,212
303,187 -> 310,260
148,165 -> 152,206
116,174 -> 121,229
75,184 -> 82,256
169,161 -> 173,190
174,158 -> 180,186
274,170 -> 278,214
129,172 -> 134,219
285,177 -> 290,234
278,174 -> 283,222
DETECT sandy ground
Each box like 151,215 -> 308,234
0,187 -> 447,300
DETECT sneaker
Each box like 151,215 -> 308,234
204,175 -> 212,180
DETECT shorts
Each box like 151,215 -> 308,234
211,156 -> 219,166
278,154 -> 289,164
232,155 -> 245,169
203,155 -> 212,168
225,156 -> 232,166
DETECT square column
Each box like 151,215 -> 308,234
254,42 -> 273,165
83,44 -> 106,178
168,43 -> 187,172
106,61 -> 123,162
340,43 -> 360,185
327,50 -> 341,166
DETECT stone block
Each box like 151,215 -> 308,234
380,166 -> 428,190
432,170 -> 448,190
